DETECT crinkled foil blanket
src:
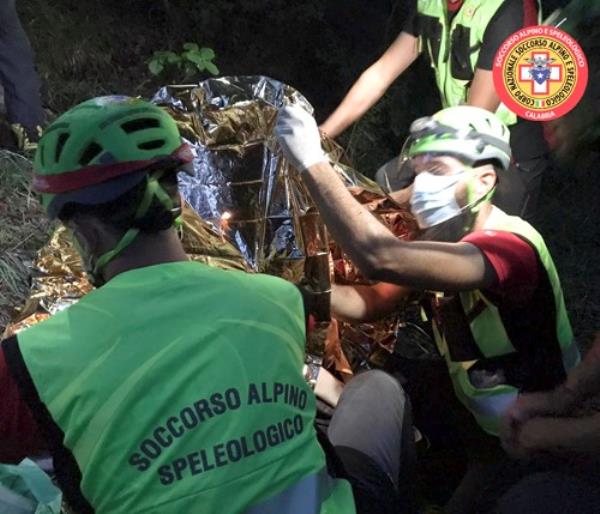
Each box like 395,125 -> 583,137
4,76 -> 416,376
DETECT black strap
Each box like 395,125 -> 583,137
495,238 -> 568,392
465,298 -> 488,324
432,295 -> 484,361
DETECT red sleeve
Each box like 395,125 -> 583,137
523,0 -> 538,27
462,229 -> 539,304
0,346 -> 47,462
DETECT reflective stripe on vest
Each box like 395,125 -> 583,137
466,390 -> 517,420
464,342 -> 580,435
433,210 -> 578,437
245,469 -> 335,514
416,0 -> 518,126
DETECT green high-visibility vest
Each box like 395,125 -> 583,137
416,0 -> 523,126
431,210 -> 579,436
9,262 -> 355,514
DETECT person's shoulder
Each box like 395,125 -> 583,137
239,271 -> 302,301
12,292 -> 96,345
196,264 -> 301,304
462,209 -> 542,256
462,227 -> 523,245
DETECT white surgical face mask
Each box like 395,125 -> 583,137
410,170 -> 468,229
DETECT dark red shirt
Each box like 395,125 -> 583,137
462,229 -> 539,304
0,345 -> 46,462
447,0 -> 464,14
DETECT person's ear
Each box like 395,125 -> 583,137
474,165 -> 497,198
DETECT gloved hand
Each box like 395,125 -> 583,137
275,105 -> 328,172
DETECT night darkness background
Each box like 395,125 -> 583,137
15,0 -> 573,171
3,0 -> 597,348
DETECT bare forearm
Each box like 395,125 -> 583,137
388,186 -> 413,207
302,162 -> 493,291
519,414 -> 600,454
321,32 -> 419,137
467,69 -> 501,112
303,162 -> 401,279
331,283 -> 410,323
321,66 -> 391,137
331,284 -> 371,322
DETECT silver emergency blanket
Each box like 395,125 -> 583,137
5,77 -> 415,373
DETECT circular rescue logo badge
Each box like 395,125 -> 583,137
493,25 -> 588,121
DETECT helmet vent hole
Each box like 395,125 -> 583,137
55,133 -> 70,163
138,139 -> 165,150
79,142 -> 104,166
121,118 -> 160,133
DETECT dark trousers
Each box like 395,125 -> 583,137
495,469 -> 600,514
319,370 -> 417,514
391,355 -> 600,513
515,154 -> 551,223
0,0 -> 43,127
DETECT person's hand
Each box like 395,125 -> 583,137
501,386 -> 579,456
275,105 -> 328,172
504,413 -> 600,458
314,367 -> 344,407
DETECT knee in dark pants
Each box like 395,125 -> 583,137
346,369 -> 408,406
328,370 -> 417,513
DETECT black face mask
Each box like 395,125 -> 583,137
413,208 -> 478,242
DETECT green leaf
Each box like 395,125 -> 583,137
198,47 -> 216,60
205,62 -> 220,75
164,51 -> 181,64
183,51 -> 205,66
148,60 -> 164,75
183,42 -> 199,52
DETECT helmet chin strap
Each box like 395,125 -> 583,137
464,169 -> 496,217
90,228 -> 140,286
439,171 -> 495,240
83,170 -> 176,287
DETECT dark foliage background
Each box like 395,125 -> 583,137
4,0 -> 597,348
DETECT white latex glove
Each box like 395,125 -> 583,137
275,105 -> 328,172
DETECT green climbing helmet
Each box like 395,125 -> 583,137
404,105 -> 512,170
33,95 -> 192,219
32,95 -> 193,286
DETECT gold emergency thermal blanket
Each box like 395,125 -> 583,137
5,76 -> 415,374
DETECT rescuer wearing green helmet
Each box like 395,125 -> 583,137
321,0 -> 549,221
0,96 -> 416,514
275,103 -> 579,513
